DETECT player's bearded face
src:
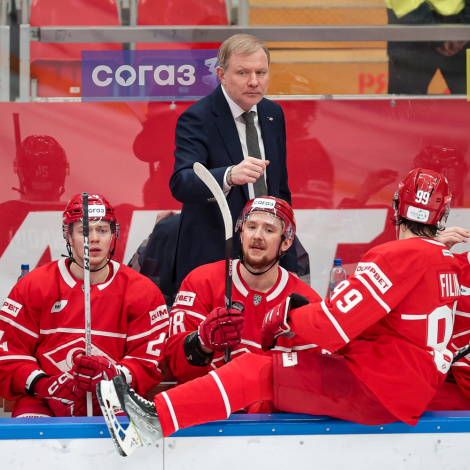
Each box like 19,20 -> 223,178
240,212 -> 285,270
68,220 -> 113,269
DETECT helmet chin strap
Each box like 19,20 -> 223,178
239,240 -> 286,276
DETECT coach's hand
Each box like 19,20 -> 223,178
260,293 -> 310,351
198,306 -> 244,352
72,354 -> 121,394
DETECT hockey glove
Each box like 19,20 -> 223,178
33,373 -> 89,417
72,354 -> 121,394
260,293 -> 310,351
198,306 -> 244,352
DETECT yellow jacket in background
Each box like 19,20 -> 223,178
385,0 -> 465,18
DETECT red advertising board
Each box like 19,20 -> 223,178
0,97 -> 469,300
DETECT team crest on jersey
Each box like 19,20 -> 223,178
253,294 -> 262,306
1,298 -> 22,318
43,337 -> 112,373
51,300 -> 68,313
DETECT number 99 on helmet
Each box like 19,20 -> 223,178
393,168 -> 452,226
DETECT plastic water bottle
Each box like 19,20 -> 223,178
17,264 -> 29,281
329,259 -> 347,298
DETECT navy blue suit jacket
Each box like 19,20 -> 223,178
170,85 -> 297,287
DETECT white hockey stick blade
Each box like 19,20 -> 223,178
193,162 -> 233,240
97,381 -> 143,457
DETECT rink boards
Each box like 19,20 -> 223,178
1,412 -> 470,469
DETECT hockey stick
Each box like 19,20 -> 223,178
452,343 -> 470,364
193,162 -> 234,362
82,192 -> 93,416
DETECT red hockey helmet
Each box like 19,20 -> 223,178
14,135 -> 69,197
393,168 -> 452,225
413,145 -> 467,177
62,193 -> 120,239
235,197 -> 296,240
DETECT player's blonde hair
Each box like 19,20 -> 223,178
217,34 -> 270,70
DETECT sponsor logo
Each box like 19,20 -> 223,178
406,206 -> 430,223
355,262 -> 392,294
282,352 -> 298,367
461,285 -> 470,296
1,298 -> 22,317
174,291 -> 196,307
149,305 -> 168,325
81,50 -> 219,102
442,249 -> 454,257
88,205 -> 106,218
252,198 -> 275,209
51,300 -> 68,313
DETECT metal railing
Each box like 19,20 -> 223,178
9,19 -> 470,101
0,25 -> 9,101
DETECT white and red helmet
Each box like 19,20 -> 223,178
235,196 -> 296,240
393,168 -> 452,226
62,193 -> 120,239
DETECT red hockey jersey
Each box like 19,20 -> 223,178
166,259 -> 321,383
289,237 -> 461,425
447,251 -> 470,400
0,258 -> 169,413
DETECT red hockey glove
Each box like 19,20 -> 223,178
72,355 -> 121,394
198,306 -> 245,352
33,373 -> 88,417
260,293 -> 310,351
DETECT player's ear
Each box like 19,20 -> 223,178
280,236 -> 293,254
216,66 -> 225,85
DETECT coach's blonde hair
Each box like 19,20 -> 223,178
217,34 -> 270,70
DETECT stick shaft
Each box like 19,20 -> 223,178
82,192 -> 93,416
193,163 -> 234,363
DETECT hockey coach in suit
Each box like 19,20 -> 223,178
170,33 -> 297,287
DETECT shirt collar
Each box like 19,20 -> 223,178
221,85 -> 258,120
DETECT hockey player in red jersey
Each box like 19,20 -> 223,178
425,225 -> 470,410
97,168 -> 461,457
165,197 -> 321,401
0,193 -> 169,418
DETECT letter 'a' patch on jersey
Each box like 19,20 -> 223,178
174,291 -> 196,307
1,298 -> 23,317
355,262 -> 392,294
51,300 -> 68,313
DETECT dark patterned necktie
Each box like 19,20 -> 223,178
242,111 -> 268,197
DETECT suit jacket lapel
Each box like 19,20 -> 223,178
211,86 -> 250,200
211,86 -> 244,166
